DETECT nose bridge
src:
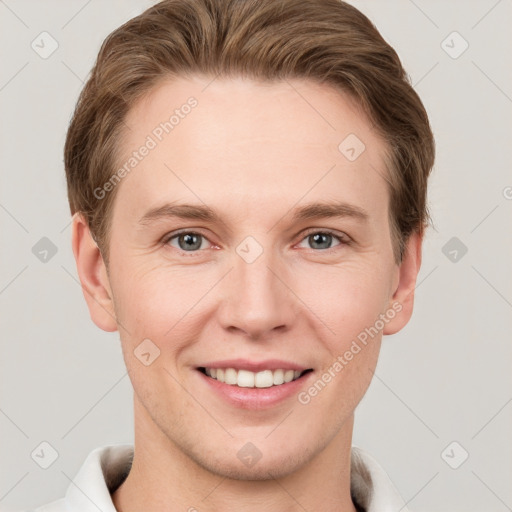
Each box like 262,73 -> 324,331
220,236 -> 295,338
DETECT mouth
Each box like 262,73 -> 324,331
197,367 -> 314,388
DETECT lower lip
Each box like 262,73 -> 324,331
197,369 -> 313,410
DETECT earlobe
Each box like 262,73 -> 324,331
383,232 -> 423,336
71,213 -> 118,332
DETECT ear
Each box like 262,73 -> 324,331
383,231 -> 423,335
71,212 -> 118,332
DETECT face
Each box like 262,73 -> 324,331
75,75 -> 420,480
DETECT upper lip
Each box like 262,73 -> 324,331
198,359 -> 311,372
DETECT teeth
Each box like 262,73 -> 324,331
273,369 -> 284,385
238,370 -> 255,388
203,367 -> 307,388
284,370 -> 295,383
224,368 -> 237,385
255,370 -> 273,388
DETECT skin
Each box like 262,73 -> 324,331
72,75 -> 422,512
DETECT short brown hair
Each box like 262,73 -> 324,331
64,0 -> 435,265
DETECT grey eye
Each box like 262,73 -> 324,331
168,232 -> 206,251
298,232 -> 342,250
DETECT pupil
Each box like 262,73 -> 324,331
180,233 -> 201,251
311,233 -> 331,250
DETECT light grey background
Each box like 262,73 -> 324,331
1,1 -> 511,511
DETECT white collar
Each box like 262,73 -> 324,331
34,444 -> 409,512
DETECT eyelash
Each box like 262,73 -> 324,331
161,228 -> 351,256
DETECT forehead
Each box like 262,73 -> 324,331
114,75 -> 390,221
123,74 -> 385,156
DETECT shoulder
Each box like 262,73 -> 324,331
26,444 -> 134,512
351,446 -> 410,512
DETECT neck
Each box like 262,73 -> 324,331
112,394 -> 358,512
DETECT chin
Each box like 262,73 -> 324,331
174,432 -> 318,481
198,448 -> 314,481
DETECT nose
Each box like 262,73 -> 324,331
217,242 -> 297,340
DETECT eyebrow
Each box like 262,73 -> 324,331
137,201 -> 369,226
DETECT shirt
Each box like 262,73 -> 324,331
29,444 -> 410,512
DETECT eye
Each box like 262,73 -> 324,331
297,230 -> 348,251
162,229 -> 349,254
164,231 -> 211,252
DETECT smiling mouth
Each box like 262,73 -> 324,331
198,367 -> 313,388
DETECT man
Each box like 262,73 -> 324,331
33,0 -> 434,510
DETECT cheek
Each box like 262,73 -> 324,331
110,261 -> 219,382
111,260 -> 203,329
293,266 -> 387,411
294,261 -> 392,340
111,264 -> 204,403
